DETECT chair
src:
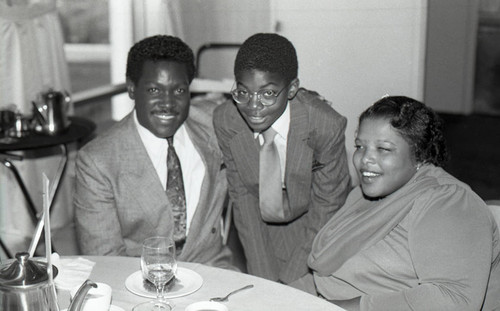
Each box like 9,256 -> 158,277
485,200 -> 500,311
487,200 -> 500,229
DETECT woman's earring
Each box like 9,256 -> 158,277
416,163 -> 421,171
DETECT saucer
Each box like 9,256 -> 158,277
61,305 -> 124,311
185,301 -> 228,311
125,267 -> 203,299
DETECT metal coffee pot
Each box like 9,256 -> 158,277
32,89 -> 71,136
0,252 -> 96,311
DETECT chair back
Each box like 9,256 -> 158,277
487,200 -> 500,229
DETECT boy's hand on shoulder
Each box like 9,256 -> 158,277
296,88 -> 333,107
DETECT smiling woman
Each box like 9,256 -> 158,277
353,118 -> 418,199
352,96 -> 447,200
296,96 -> 500,311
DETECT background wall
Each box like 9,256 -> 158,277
271,0 -> 427,181
72,0 -> 482,182
424,0 -> 479,114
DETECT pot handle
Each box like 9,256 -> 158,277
67,279 -> 97,311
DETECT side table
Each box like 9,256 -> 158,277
0,116 -> 95,258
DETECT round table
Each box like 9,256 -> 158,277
58,256 -> 346,311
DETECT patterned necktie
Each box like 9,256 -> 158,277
259,128 -> 285,222
166,137 -> 186,254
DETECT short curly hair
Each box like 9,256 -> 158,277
359,96 -> 448,167
126,35 -> 195,85
234,33 -> 298,83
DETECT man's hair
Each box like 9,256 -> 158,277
126,35 -> 195,84
234,33 -> 298,83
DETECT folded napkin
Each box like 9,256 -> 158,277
51,253 -> 96,291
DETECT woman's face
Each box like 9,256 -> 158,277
353,117 -> 418,199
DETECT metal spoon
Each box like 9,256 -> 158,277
209,284 -> 254,302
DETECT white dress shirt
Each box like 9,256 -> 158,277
134,111 -> 205,233
255,103 -> 290,187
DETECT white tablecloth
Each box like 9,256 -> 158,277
58,256 -> 345,311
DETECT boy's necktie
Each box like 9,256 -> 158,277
166,137 -> 186,254
259,127 -> 285,222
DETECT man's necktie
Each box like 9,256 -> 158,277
166,137 -> 186,254
259,128 -> 286,222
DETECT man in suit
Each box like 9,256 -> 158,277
74,35 -> 232,269
213,33 -> 351,283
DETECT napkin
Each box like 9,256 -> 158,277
51,253 -> 96,291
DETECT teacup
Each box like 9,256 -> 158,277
70,282 -> 112,311
185,301 -> 229,311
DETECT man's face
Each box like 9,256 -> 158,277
127,60 -> 191,138
234,69 -> 298,132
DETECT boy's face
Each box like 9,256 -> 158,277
127,60 -> 191,138
234,69 -> 298,132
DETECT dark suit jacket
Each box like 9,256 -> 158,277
74,98 -> 232,268
213,89 -> 351,283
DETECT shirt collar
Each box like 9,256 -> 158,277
133,110 -> 187,148
253,101 -> 290,140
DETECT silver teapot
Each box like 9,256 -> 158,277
32,89 -> 71,136
0,252 -> 96,311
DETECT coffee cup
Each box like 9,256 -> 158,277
70,282 -> 112,311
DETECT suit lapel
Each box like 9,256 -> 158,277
119,115 -> 171,228
182,117 -> 221,252
230,129 -> 260,195
285,100 -> 313,205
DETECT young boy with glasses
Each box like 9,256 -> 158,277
213,33 -> 351,284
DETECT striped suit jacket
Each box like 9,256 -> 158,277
213,88 -> 351,283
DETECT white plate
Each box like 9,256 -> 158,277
125,267 -> 203,299
61,305 -> 124,311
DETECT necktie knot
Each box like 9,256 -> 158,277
261,128 -> 277,147
167,136 -> 174,146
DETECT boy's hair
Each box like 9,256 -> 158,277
126,35 -> 195,85
234,33 -> 298,82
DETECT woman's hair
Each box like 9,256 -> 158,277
234,33 -> 298,83
126,35 -> 195,85
359,96 -> 448,166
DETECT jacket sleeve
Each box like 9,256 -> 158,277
280,91 -> 351,283
73,148 -> 127,256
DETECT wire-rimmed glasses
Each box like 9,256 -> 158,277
231,83 -> 288,106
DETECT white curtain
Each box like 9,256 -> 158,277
0,0 -> 71,113
0,0 -> 74,258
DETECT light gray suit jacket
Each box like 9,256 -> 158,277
74,98 -> 232,268
213,89 -> 351,283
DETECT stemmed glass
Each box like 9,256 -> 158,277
133,236 -> 177,311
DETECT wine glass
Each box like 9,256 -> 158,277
133,236 -> 177,311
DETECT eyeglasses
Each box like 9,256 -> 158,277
231,84 -> 288,106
